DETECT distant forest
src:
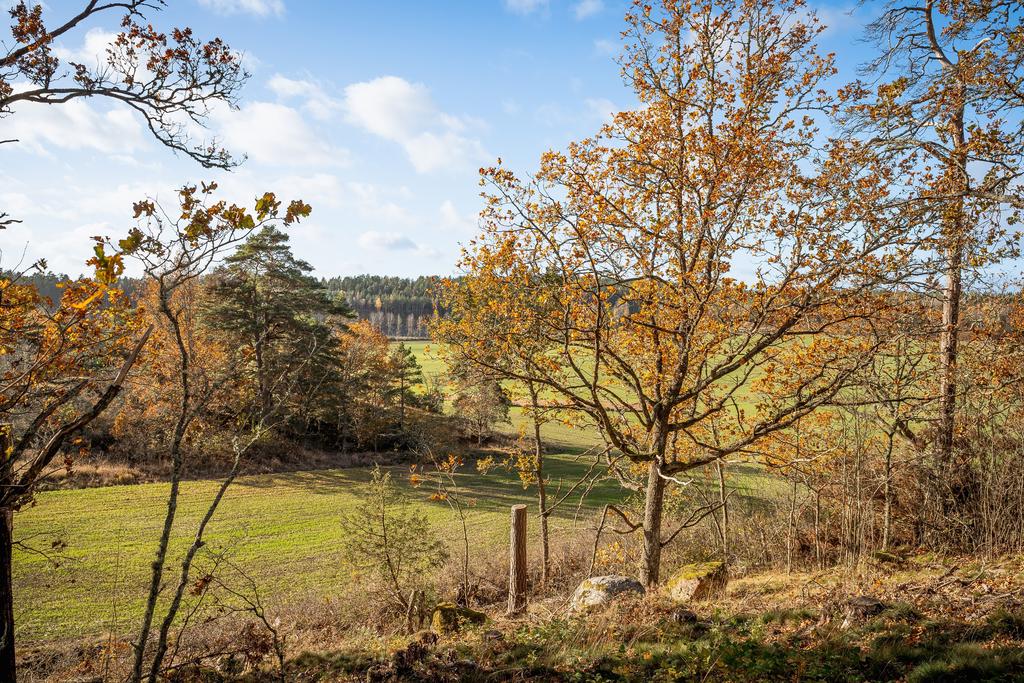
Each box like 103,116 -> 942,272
322,275 -> 439,339
17,271 -> 442,339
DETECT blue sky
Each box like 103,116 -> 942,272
0,0 -> 869,278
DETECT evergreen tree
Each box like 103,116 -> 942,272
389,342 -> 423,430
202,226 -> 352,423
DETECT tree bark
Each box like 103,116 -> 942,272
0,508 -> 14,683
716,460 -> 729,560
133,290 -> 190,683
937,241 -> 963,469
529,385 -> 550,587
787,478 -> 797,574
640,460 -> 666,587
882,430 -> 895,551
508,504 -> 528,615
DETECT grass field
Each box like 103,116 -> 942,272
400,340 -> 604,447
14,449 -> 610,644
13,341 -> 781,646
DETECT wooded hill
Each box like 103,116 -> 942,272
16,271 -> 443,339
321,275 -> 440,339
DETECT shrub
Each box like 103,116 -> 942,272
339,467 -> 448,616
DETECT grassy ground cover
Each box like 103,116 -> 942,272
14,341 -> 784,648
14,448 -> 599,644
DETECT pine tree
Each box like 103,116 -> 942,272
202,226 -> 352,423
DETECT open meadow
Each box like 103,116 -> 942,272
6,0 -> 1024,679
14,342 -> 785,645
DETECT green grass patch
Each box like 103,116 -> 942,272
13,453 -> 613,645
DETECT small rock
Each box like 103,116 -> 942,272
665,561 -> 728,602
841,595 -> 886,628
871,550 -> 907,567
570,575 -> 645,612
670,607 -> 699,624
482,629 -> 505,642
415,630 -> 439,647
431,602 -> 486,635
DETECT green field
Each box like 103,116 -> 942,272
14,449 -> 615,644
13,342 -> 781,646
400,340 -> 604,447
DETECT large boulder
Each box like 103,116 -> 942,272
665,561 -> 728,602
430,602 -> 486,635
570,575 -> 645,612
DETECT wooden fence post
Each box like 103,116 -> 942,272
508,504 -> 528,615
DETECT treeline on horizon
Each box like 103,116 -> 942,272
18,269 -> 1024,341
17,271 -> 444,339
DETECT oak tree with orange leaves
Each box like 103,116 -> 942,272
1,0 -> 247,219
451,0 -> 915,586
0,266 -> 149,678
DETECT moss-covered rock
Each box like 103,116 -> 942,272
570,575 -> 645,612
430,602 -> 486,635
665,561 -> 727,602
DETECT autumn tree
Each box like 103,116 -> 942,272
328,321 -> 429,451
0,267 -> 149,679
436,274 -> 599,586
98,184 -> 311,683
447,356 -> 510,446
0,3 -> 250,676
1,0 -> 246,224
850,1 -> 1024,499
456,0 -> 914,585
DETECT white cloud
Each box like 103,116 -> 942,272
342,76 -> 487,173
197,0 -> 284,17
358,231 -> 417,251
439,200 -> 477,234
5,97 -> 147,156
343,77 -> 435,142
504,0 -> 548,15
594,38 -> 617,56
573,0 -> 603,20
52,28 -> 116,66
269,73 -> 489,173
267,74 -> 340,121
0,176 -> 172,275
585,97 -> 617,124
211,101 -> 349,166
346,182 -> 414,224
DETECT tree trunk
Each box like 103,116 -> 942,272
133,290 -> 190,683
399,374 -> 406,431
786,478 -> 797,574
937,20 -> 966,481
508,505 -> 528,615
814,489 -> 822,570
937,242 -> 963,468
640,460 -> 666,587
255,334 -> 270,424
882,431 -> 895,551
529,390 -> 550,587
0,508 -> 14,683
147,454 -> 242,682
133,474 -> 181,682
716,460 -> 729,560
